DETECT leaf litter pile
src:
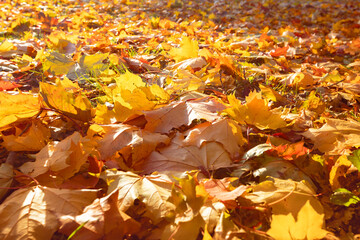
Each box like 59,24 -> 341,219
0,0 -> 360,239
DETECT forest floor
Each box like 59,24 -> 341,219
0,0 -> 360,239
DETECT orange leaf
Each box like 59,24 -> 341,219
0,81 -> 21,91
270,46 -> 289,57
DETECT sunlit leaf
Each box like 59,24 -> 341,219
224,91 -> 287,130
0,92 -> 40,129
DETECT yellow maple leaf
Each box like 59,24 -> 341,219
2,121 -> 50,152
0,92 -> 40,129
224,91 -> 287,130
267,200 -> 330,240
113,87 -> 156,122
42,52 -> 76,75
169,36 -> 199,62
40,78 -> 93,122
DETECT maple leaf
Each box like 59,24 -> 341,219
144,97 -> 225,133
19,132 -> 92,184
2,120 -> 50,152
59,190 -> 140,240
42,52 -> 76,75
0,163 -> 13,201
40,78 -> 93,122
267,200 -> 330,240
301,118 -> 360,154
183,119 -> 247,159
100,170 -> 176,223
269,46 -> 289,57
67,53 -> 109,80
0,186 -> 97,240
329,155 -> 353,190
247,178 -> 323,217
169,36 -> 199,62
0,80 -> 21,91
96,70 -> 170,123
0,92 -> 40,129
283,72 -> 315,88
203,178 -> 248,208
93,123 -> 170,166
142,133 -> 234,177
268,141 -> 310,160
223,91 -> 288,130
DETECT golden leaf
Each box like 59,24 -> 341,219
224,91 -> 287,130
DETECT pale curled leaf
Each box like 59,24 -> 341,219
144,97 -> 226,133
183,119 -> 247,158
142,134 -> 234,177
301,118 -> 360,154
95,123 -> 170,161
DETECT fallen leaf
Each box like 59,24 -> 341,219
19,132 -> 92,184
0,81 -> 21,91
42,52 -> 76,75
267,200 -> 330,240
269,46 -> 289,57
301,118 -> 360,154
169,36 -> 199,62
40,78 -> 93,122
0,186 -> 97,240
2,120 -> 50,152
183,119 -> 246,159
0,163 -> 13,201
203,178 -> 248,208
144,97 -> 225,133
224,91 -> 288,130
94,123 -> 170,164
142,134 -> 234,177
59,190 -> 140,240
0,92 -> 40,129
100,170 -> 176,223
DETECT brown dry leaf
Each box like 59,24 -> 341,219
301,118 -> 360,154
100,170 -> 176,223
183,119 -> 247,159
267,200 -> 330,240
2,121 -> 50,152
142,133 -> 234,177
0,92 -> 40,129
144,97 -> 225,133
0,186 -> 97,240
224,91 -> 288,130
93,123 -> 170,163
59,190 -> 140,240
19,132 -> 92,183
0,163 -> 13,201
